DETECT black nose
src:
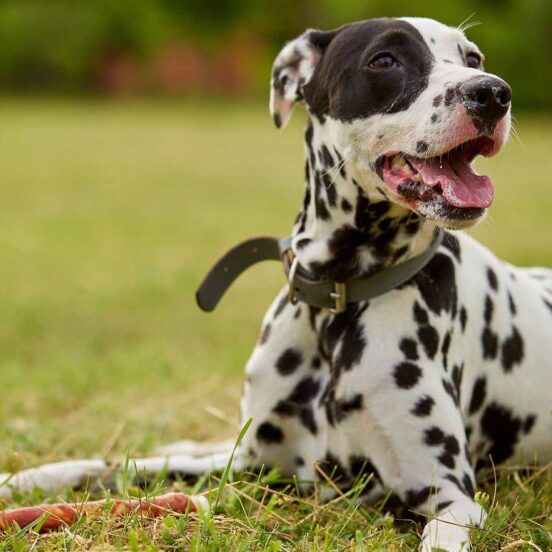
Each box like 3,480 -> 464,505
459,76 -> 512,134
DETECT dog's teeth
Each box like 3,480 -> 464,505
392,157 -> 410,171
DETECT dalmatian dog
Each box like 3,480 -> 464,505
2,17 -> 552,552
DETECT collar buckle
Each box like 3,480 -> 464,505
329,282 -> 347,314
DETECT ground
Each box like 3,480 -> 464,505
0,101 -> 550,550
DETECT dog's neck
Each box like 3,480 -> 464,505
291,119 -> 439,282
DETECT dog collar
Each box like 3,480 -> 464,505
196,231 -> 443,314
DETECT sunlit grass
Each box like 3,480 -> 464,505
0,100 -> 550,549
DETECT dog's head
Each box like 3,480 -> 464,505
270,17 -> 511,230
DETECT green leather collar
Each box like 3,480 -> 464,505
196,231 -> 443,313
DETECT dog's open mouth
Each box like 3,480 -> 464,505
382,136 -> 496,209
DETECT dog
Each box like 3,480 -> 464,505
2,17 -> 551,552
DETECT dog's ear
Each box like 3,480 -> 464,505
270,28 -> 341,129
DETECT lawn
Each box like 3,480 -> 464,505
0,101 -> 550,550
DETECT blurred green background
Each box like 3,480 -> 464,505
1,0 -> 551,108
0,1 -> 551,472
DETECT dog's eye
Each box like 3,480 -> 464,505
466,52 -> 482,69
369,54 -> 398,69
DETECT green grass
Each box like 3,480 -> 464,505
0,100 -> 550,550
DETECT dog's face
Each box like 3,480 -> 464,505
270,17 -> 512,230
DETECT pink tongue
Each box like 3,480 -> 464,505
406,155 -> 494,208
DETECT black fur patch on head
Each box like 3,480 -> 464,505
256,422 -> 284,444
303,19 -> 434,122
412,395 -> 435,417
432,94 -> 443,107
468,376 -> 487,415
394,362 -> 423,389
501,327 -> 524,372
276,348 -> 303,376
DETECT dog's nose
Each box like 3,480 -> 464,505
459,76 -> 512,132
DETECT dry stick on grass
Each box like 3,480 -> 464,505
0,492 -> 206,533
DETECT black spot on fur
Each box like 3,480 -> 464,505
469,376 -> 487,415
349,456 -> 380,490
487,267 -> 498,291
524,415 -> 536,434
276,348 -> 303,376
327,393 -> 364,425
288,377 -> 320,403
438,452 -> 455,469
484,295 -> 494,324
508,292 -> 517,315
442,378 -> 459,406
441,331 -> 451,369
416,140 -> 429,153
431,113 -> 439,123
295,455 -> 305,466
462,473 -> 475,497
445,473 -> 471,498
418,325 -> 439,359
442,233 -> 461,261
444,87 -> 457,106
394,362 -> 422,389
444,435 -> 460,456
501,327 -> 524,372
413,302 -> 429,325
260,324 -> 271,345
319,453 -> 348,483
437,500 -> 453,511
405,486 -> 439,508
311,356 -> 322,370
323,304 -> 368,373
425,426 -> 445,445
451,363 -> 464,403
341,198 -> 353,212
480,402 -> 523,465
400,337 -> 419,360
274,295 -> 288,318
296,238 -> 312,249
405,220 -> 420,234
481,327 -> 499,360
257,422 -> 284,444
411,254 -> 457,315
432,94 -> 443,107
412,395 -> 434,417
459,306 -> 468,332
